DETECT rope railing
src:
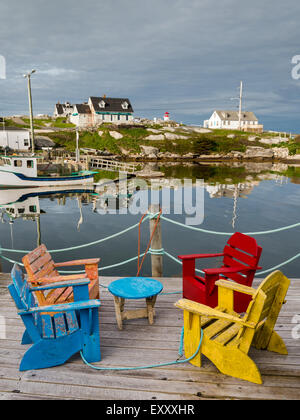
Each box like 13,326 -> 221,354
159,215 -> 300,236
0,211 -> 299,277
2,246 -> 299,279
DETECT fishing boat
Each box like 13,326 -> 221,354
0,155 -> 96,188
0,185 -> 95,207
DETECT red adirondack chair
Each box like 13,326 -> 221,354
178,232 -> 262,313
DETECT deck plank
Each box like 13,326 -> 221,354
0,275 -> 299,400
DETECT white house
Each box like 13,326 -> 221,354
54,102 -> 74,118
0,127 -> 31,151
69,96 -> 134,127
204,110 -> 263,133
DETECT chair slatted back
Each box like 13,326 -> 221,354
9,264 -> 79,342
22,244 -> 58,284
10,264 -> 36,311
238,271 -> 290,352
222,232 -> 262,285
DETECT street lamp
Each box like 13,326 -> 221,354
23,69 -> 36,154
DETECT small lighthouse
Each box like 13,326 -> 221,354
164,112 -> 170,122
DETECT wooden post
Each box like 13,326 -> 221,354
149,204 -> 163,278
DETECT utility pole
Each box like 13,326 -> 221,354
24,70 -> 36,154
238,81 -> 243,131
76,129 -> 80,163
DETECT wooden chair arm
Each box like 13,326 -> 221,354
18,299 -> 101,316
178,253 -> 224,261
29,274 -> 86,285
30,278 -> 90,292
175,298 -> 256,329
215,280 -> 257,296
203,266 -> 250,276
54,258 -> 100,268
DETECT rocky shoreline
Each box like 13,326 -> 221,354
121,145 -> 300,164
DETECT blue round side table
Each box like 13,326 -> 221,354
108,277 -> 163,330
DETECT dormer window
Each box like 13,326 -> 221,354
122,101 -> 129,110
99,100 -> 106,108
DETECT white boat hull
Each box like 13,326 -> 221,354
0,170 -> 95,188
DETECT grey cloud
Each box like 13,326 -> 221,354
0,0 -> 300,130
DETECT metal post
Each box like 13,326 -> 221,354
76,129 -> 80,163
24,70 -> 36,154
238,81 -> 243,131
149,204 -> 163,277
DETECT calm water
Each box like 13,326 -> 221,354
0,162 -> 299,279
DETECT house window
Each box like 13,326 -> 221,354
29,205 -> 37,213
122,102 -> 129,110
27,160 -> 34,168
24,139 -> 29,146
99,101 -> 106,108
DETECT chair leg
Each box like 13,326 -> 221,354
79,308 -> 101,363
85,264 -> 100,299
183,310 -> 202,368
203,343 -> 263,384
20,331 -> 82,371
146,296 -> 157,325
266,331 -> 288,355
21,329 -> 33,345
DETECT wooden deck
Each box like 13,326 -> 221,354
0,274 -> 300,400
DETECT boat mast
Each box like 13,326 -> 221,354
238,81 -> 243,131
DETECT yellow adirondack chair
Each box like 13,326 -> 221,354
175,271 -> 290,384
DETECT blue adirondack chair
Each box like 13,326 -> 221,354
8,264 -> 101,371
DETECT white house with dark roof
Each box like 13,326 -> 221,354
204,110 -> 264,133
53,102 -> 74,118
67,96 -> 134,127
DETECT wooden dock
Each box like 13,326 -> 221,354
89,157 -> 138,174
0,274 -> 299,400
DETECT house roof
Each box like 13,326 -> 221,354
0,126 -> 29,132
55,104 -> 64,115
89,97 -> 134,113
35,137 -> 56,148
214,110 -> 258,122
75,104 -> 91,114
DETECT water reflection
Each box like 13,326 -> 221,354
0,162 -> 299,277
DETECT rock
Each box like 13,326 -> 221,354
227,134 -> 236,139
182,153 -> 196,159
192,128 -> 212,134
98,130 -> 104,137
145,134 -> 165,141
109,131 -> 123,140
164,132 -> 188,140
259,137 -> 289,145
140,146 -> 159,157
244,147 -> 274,159
272,147 -> 289,159
248,135 -> 259,142
147,128 -> 162,133
162,127 -> 176,132
119,147 -> 131,156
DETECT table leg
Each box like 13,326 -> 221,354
146,295 -> 157,325
113,296 -> 125,330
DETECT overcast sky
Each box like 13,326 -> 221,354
0,0 -> 300,131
